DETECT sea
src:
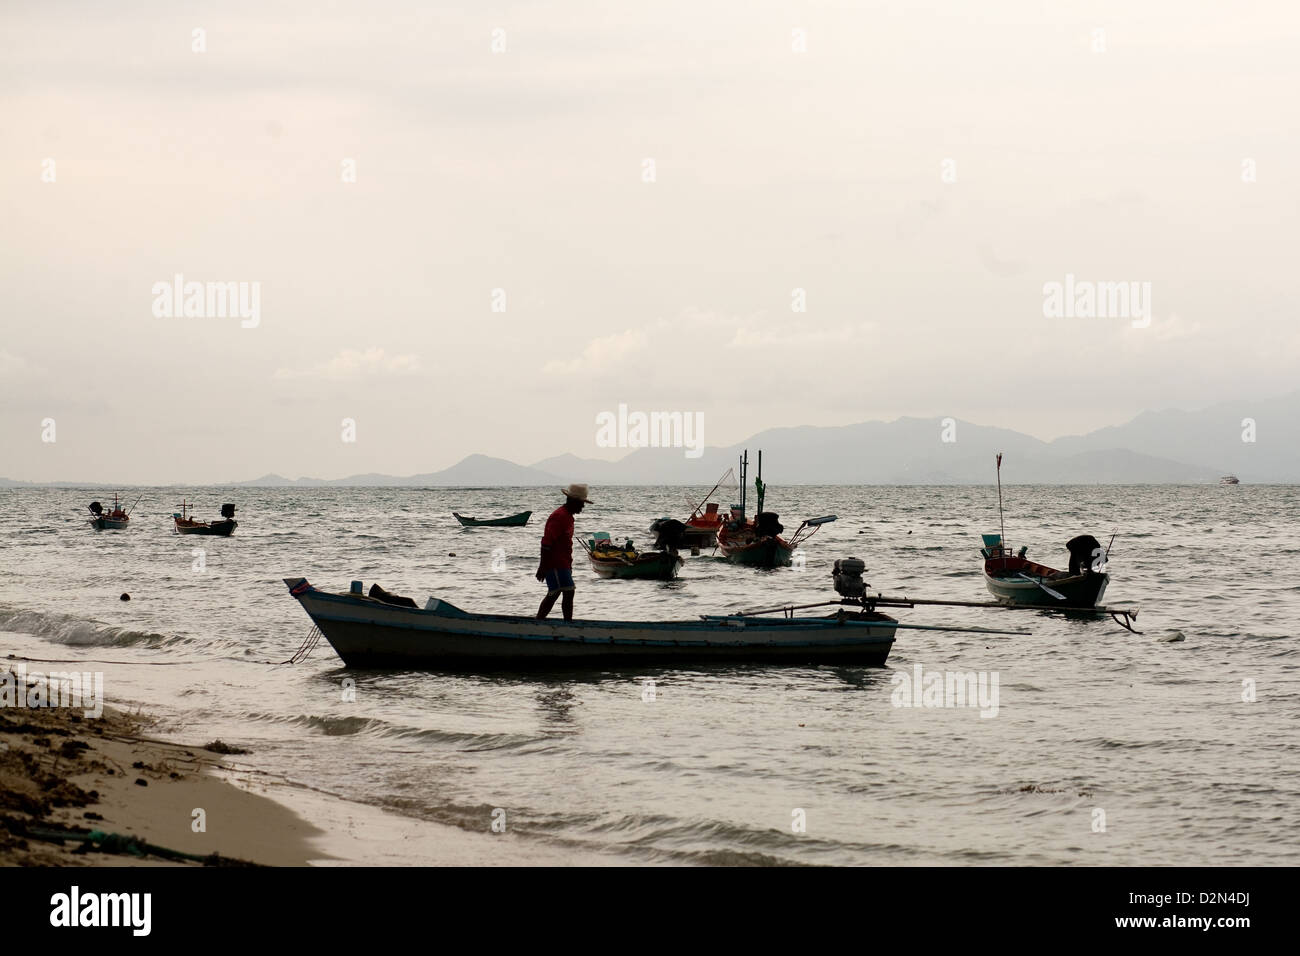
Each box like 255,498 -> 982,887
1,484 -> 1296,866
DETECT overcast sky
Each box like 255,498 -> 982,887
2,1 -> 1296,483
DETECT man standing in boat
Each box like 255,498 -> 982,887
536,483 -> 591,620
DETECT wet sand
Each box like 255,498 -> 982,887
1,663 -> 613,866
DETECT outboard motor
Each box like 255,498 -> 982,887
832,557 -> 867,599
650,518 -> 686,550
220,503 -> 236,519
1066,534 -> 1102,575
88,501 -> 103,516
754,512 -> 784,537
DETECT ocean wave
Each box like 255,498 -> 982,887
0,604 -> 185,649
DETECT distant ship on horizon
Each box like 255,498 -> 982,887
1220,475 -> 1241,485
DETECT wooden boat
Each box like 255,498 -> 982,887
650,469 -> 735,550
980,533 -> 1109,609
1220,475 -> 1240,485
173,502 -> 237,536
717,519 -> 794,567
585,533 -> 683,580
87,494 -> 134,530
453,511 -> 532,527
283,577 -> 897,668
981,455 -> 1109,610
716,451 -> 833,568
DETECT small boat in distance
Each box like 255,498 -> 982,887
87,494 -> 137,531
1220,475 -> 1240,485
650,467 -> 735,551
453,511 -> 532,527
981,533 -> 1109,609
585,533 -> 683,581
982,454 -> 1109,609
716,451 -> 834,567
173,501 -> 238,536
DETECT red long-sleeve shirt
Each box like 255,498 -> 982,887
539,506 -> 575,571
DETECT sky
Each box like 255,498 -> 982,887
2,1 -> 1297,483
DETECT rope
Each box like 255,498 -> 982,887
284,624 -> 324,664
4,654 -> 201,667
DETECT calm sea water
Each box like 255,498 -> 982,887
1,484 -> 1296,865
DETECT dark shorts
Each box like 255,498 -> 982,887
544,568 -> 575,594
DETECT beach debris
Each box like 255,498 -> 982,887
24,826 -> 261,865
203,739 -> 250,755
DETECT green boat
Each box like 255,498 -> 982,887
453,510 -> 532,528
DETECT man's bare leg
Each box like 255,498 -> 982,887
561,590 -> 574,621
538,592 -> 560,619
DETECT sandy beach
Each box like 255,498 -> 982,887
1,663 -> 609,867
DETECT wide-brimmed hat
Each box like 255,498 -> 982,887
560,483 -> 593,504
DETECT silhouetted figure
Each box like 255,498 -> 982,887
536,484 -> 592,621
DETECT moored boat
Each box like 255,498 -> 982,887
173,501 -> 238,536
980,533 -> 1109,608
650,468 -> 736,550
585,533 -> 683,580
715,450 -> 833,568
87,494 -> 135,531
981,454 -> 1110,610
283,577 -> 896,668
453,510 -> 532,527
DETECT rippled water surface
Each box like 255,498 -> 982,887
2,484 -> 1296,865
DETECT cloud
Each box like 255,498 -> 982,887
543,329 -> 649,375
273,348 -> 421,381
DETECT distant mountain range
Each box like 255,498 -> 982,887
4,392 -> 1296,486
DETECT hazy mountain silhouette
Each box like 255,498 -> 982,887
6,393 -> 1293,486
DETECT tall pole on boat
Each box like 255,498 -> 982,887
740,450 -> 748,516
995,452 -> 1006,560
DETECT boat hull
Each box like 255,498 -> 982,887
284,578 -> 895,668
983,569 -> 1109,608
453,511 -> 532,527
717,534 -> 793,568
589,551 -> 683,580
175,519 -> 237,536
88,518 -> 129,530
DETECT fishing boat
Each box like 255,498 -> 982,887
980,534 -> 1109,608
1220,475 -> 1240,485
173,502 -> 237,536
716,451 -> 834,567
584,533 -> 683,581
982,454 -> 1109,609
649,468 -> 735,550
87,494 -> 136,531
453,511 -> 532,527
283,577 -> 897,667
